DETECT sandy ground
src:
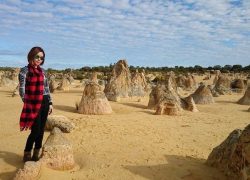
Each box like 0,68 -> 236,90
0,77 -> 249,180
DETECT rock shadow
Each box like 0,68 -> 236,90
54,105 -> 77,113
241,109 -> 250,112
215,100 -> 237,104
120,102 -> 147,109
54,90 -> 82,94
124,155 -> 226,180
0,151 -> 23,180
138,110 -> 155,115
0,90 -> 15,97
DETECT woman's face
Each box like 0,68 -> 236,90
32,52 -> 44,67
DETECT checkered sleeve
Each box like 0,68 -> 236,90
42,69 -> 53,105
18,67 -> 28,102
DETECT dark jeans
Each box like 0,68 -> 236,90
24,95 -> 49,152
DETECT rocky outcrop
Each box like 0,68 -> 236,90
49,79 -> 58,93
0,68 -> 19,87
206,124 -> 250,180
238,86 -> 250,105
148,84 -> 166,110
104,60 -> 132,101
14,161 -> 42,180
182,96 -> 199,112
45,115 -> 75,133
154,77 -> 182,115
149,76 -> 198,115
148,76 -> 181,110
191,85 -> 214,104
131,69 -> 147,97
78,72 -> 112,114
213,70 -> 221,85
68,75 -> 74,84
213,75 -> 232,95
231,79 -> 245,93
185,73 -> 197,90
176,75 -> 186,88
155,99 -> 180,115
57,76 -> 70,91
176,73 -> 196,90
12,84 -> 19,97
41,127 -> 75,170
231,79 -> 245,89
0,76 -> 17,87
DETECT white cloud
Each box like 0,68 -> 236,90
0,0 -> 249,68
97,0 -> 113,7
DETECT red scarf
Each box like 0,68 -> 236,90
20,64 -> 44,131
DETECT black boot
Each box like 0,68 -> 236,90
23,151 -> 31,162
31,148 -> 40,161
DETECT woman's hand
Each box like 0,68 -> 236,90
49,105 -> 53,115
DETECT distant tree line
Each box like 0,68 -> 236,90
47,64 -> 249,80
46,64 -> 250,75
0,64 -> 249,80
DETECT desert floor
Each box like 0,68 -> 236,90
0,78 -> 249,180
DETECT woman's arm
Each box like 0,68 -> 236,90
45,78 -> 53,105
43,69 -> 53,105
43,69 -> 53,115
18,67 -> 27,102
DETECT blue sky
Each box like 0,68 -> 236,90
0,0 -> 249,69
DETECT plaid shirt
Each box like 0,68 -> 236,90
19,66 -> 52,105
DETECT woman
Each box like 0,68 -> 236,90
19,47 -> 53,162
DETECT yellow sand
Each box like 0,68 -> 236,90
0,77 -> 249,180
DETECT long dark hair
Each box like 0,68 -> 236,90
27,47 -> 45,65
